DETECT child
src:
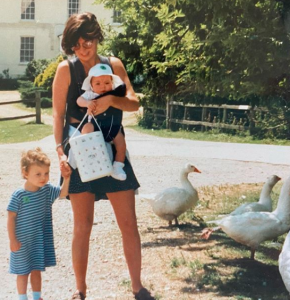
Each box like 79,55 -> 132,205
7,147 -> 71,300
76,63 -> 127,181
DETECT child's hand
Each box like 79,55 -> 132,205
87,101 -> 96,115
60,156 -> 72,179
10,239 -> 21,252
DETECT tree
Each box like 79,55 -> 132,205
96,0 -> 290,101
95,0 -> 290,137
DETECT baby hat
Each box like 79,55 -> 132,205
82,63 -> 124,91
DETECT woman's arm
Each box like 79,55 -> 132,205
52,60 -> 70,159
7,211 -> 21,252
92,57 -> 140,115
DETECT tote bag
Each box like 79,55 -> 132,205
69,113 -> 113,182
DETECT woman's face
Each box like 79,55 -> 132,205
72,37 -> 97,62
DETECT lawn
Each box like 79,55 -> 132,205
141,181 -> 290,299
0,119 -> 52,144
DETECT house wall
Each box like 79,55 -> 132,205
0,0 -> 118,77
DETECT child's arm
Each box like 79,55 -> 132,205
59,157 -> 72,198
77,95 -> 96,115
7,211 -> 21,252
77,95 -> 88,108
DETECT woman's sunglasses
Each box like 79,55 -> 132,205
71,40 -> 94,51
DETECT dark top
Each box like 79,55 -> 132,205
85,84 -> 126,142
63,56 -> 140,200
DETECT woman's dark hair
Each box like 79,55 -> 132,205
61,12 -> 104,55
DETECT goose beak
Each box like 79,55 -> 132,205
277,176 -> 281,181
194,167 -> 201,173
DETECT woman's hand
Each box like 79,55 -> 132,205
91,95 -> 112,115
60,155 -> 71,179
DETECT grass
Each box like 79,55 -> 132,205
129,125 -> 290,146
149,181 -> 290,299
0,120 -> 52,143
15,102 -> 53,116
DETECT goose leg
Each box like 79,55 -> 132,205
250,248 -> 255,260
200,226 -> 221,240
174,217 -> 179,226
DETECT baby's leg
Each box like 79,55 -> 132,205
113,130 -> 126,162
81,122 -> 94,134
111,130 -> 127,181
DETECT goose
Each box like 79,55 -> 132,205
279,230 -> 290,294
230,174 -> 281,215
142,163 -> 201,226
201,175 -> 281,239
202,174 -> 290,259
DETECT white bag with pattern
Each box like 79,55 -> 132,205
69,113 -> 113,182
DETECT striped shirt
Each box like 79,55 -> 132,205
7,183 -> 61,275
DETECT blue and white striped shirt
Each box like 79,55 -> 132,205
7,183 -> 61,275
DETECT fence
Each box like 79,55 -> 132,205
0,91 -> 41,123
144,101 -> 265,134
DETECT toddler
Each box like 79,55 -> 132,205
7,147 -> 71,300
77,63 -> 127,181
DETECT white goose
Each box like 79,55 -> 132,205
203,174 -> 290,259
201,175 -> 281,239
230,174 -> 281,215
279,230 -> 290,294
143,164 -> 201,226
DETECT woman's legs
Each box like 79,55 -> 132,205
107,189 -> 143,294
70,192 -> 95,296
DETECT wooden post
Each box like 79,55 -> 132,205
35,91 -> 41,124
222,107 -> 227,124
183,106 -> 188,130
167,96 -> 174,130
249,107 -> 255,135
201,107 -> 207,132
166,98 -> 170,129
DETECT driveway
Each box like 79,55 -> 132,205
1,91 -> 290,299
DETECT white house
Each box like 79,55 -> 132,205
0,0 -> 121,77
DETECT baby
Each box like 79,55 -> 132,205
77,63 -> 127,181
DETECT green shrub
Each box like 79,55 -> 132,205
25,59 -> 51,82
34,55 -> 64,93
18,80 -> 49,107
0,78 -> 19,90
0,68 -> 19,90
40,97 -> 52,108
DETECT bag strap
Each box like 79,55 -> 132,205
69,113 -> 102,140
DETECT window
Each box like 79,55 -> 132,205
68,0 -> 79,17
113,9 -> 122,23
21,0 -> 35,20
20,37 -> 34,63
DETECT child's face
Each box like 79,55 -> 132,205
23,164 -> 50,189
91,75 -> 113,94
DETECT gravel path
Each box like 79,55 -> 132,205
1,91 -> 290,299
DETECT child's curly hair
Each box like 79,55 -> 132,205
21,147 -> 50,178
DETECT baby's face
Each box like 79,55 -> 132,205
91,75 -> 113,94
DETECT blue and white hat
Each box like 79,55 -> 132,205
82,63 -> 124,91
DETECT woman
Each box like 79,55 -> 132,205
52,12 -> 155,300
